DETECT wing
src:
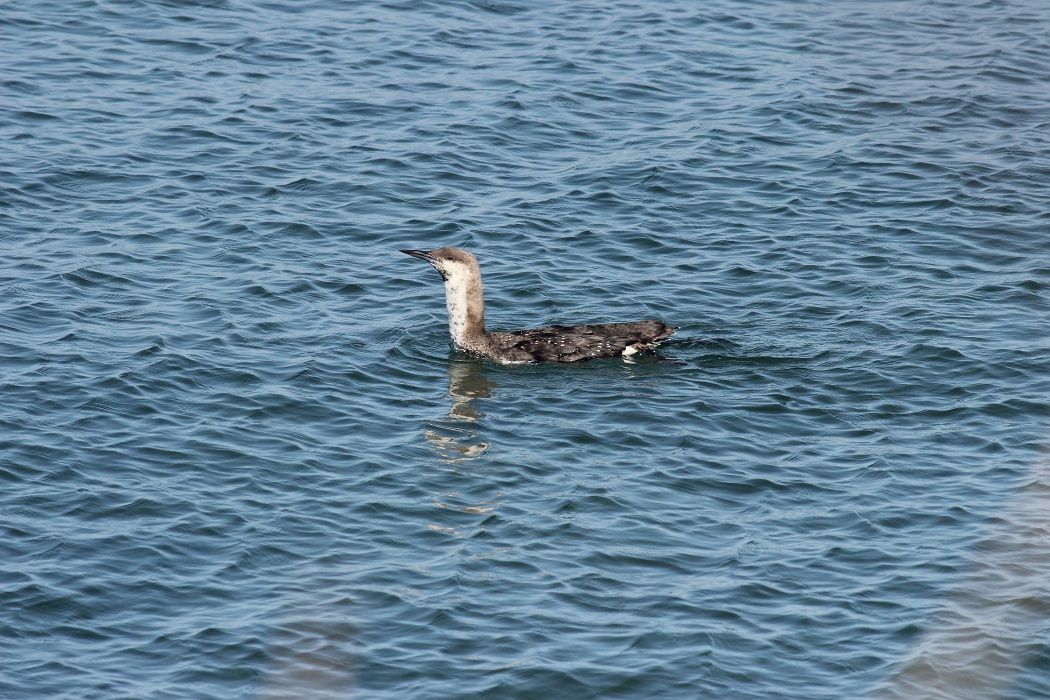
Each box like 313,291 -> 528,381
491,321 -> 677,363
506,329 -> 632,362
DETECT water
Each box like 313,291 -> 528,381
2,0 -> 1049,697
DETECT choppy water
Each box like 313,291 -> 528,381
3,1 -> 1050,698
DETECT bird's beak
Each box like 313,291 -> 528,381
400,249 -> 436,264
401,249 -> 448,281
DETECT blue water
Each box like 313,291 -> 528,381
3,1 -> 1049,698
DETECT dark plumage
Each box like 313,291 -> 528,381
400,247 -> 677,363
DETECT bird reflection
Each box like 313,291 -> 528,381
422,360 -> 497,463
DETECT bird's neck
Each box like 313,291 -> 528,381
442,270 -> 486,348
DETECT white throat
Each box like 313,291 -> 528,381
442,274 -> 472,347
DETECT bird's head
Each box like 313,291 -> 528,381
400,247 -> 478,283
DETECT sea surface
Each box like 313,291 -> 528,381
3,1 -> 1049,698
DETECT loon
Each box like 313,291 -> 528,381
400,247 -> 678,363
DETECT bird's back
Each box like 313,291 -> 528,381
487,320 -> 677,363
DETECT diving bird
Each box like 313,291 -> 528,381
400,247 -> 677,363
